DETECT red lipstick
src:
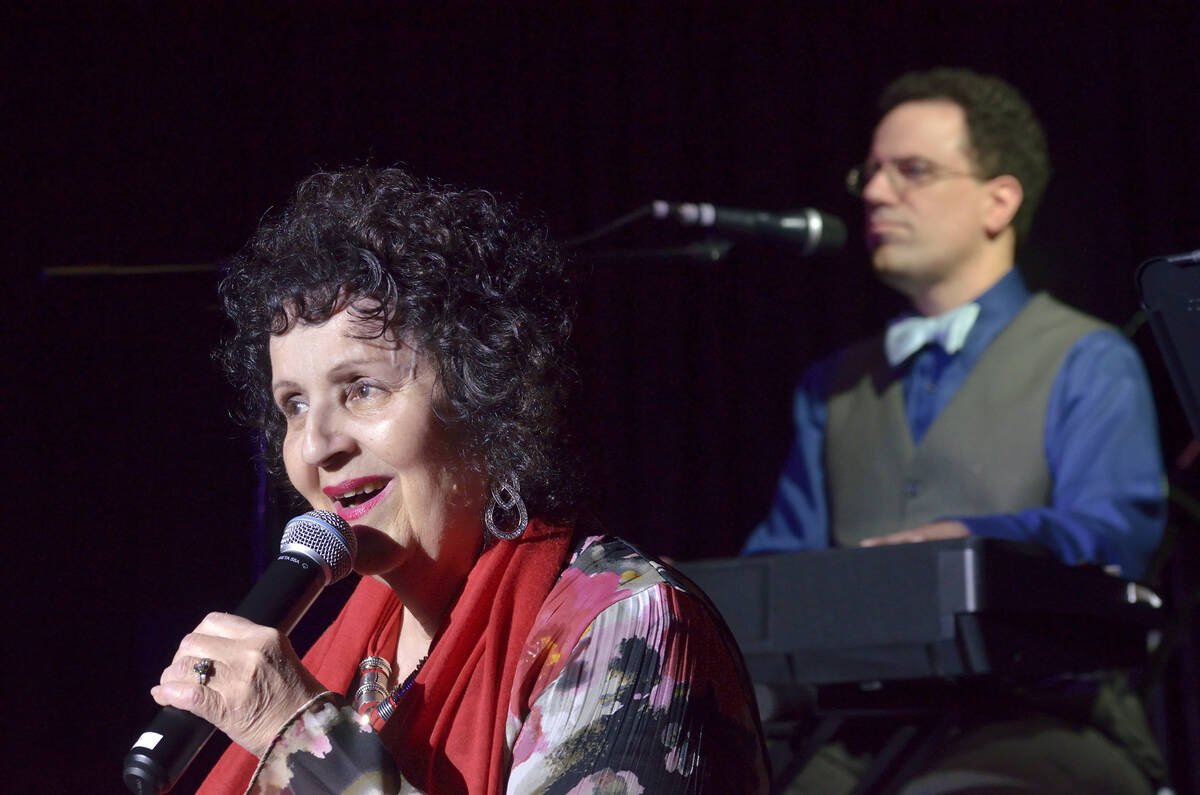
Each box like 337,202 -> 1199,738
322,476 -> 393,522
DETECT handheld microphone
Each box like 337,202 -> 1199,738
652,201 -> 847,256
122,510 -> 357,794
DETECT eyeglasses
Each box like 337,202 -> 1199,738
846,157 -> 979,197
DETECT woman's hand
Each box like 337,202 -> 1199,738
150,612 -> 328,757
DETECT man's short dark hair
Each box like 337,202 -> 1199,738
879,67 -> 1051,243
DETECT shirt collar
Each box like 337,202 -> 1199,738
974,268 -> 1032,327
962,268 -> 1032,360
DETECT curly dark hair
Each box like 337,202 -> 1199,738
217,166 -> 581,524
879,67 -> 1051,243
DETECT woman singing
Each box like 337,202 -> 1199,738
149,167 -> 769,793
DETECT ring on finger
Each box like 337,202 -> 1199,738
193,657 -> 215,686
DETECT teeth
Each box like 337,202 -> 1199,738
341,482 -> 384,499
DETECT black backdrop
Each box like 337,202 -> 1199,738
10,2 -> 1200,791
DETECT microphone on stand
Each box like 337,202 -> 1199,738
122,510 -> 357,794
1163,248 -> 1200,264
652,201 -> 847,256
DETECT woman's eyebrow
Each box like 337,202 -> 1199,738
325,355 -> 410,381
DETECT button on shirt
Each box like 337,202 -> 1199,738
742,270 -> 1166,580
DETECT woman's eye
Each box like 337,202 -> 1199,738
349,381 -> 381,401
280,396 -> 307,418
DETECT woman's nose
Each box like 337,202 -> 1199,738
301,405 -> 356,468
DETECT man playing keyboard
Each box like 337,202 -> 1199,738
744,67 -> 1166,794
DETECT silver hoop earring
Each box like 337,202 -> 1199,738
485,476 -> 528,540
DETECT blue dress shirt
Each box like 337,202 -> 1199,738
742,269 -> 1167,580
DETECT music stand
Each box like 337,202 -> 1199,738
1135,249 -> 1200,791
1136,250 -> 1200,441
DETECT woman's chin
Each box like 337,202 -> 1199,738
349,524 -> 411,576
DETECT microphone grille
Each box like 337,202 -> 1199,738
819,212 -> 848,253
281,510 -> 358,583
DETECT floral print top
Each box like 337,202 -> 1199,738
250,536 -> 770,794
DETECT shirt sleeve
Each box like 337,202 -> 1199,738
741,354 -> 838,555
954,329 -> 1167,580
248,696 -> 413,794
505,583 -> 770,794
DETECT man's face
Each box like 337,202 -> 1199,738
861,100 -> 994,297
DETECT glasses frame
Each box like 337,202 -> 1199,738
846,156 -> 981,197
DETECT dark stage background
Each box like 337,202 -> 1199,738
10,2 -> 1200,791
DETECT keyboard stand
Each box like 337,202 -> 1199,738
767,681 -> 969,794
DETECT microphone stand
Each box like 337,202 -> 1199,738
573,238 -> 734,264
41,263 -> 219,278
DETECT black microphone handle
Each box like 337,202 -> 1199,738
707,206 -> 776,232
122,555 -> 328,794
235,550 -> 329,630
122,710 -> 216,795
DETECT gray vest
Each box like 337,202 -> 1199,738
825,293 -> 1106,547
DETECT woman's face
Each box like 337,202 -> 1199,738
269,308 -> 484,580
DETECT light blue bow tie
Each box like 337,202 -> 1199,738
884,302 -> 981,367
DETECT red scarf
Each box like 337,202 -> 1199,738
199,520 -> 572,794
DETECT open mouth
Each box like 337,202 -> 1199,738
338,482 -> 386,507
324,478 -> 392,520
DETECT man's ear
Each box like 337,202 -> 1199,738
983,175 -> 1023,238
